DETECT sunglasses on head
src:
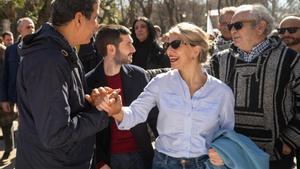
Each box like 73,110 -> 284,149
277,27 -> 300,34
163,40 -> 194,50
227,20 -> 254,31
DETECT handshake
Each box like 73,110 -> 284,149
85,87 -> 123,118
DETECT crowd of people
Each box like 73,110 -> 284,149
0,0 -> 299,169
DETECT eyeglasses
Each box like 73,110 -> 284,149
163,40 -> 194,50
227,20 -> 254,31
277,27 -> 300,34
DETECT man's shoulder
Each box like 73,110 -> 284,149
211,48 -> 233,62
24,47 -> 62,60
123,64 -> 144,71
267,39 -> 298,60
283,46 -> 299,58
5,43 -> 18,53
21,46 -> 69,73
85,61 -> 104,82
122,64 -> 145,75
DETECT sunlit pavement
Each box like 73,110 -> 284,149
0,121 -> 297,169
0,121 -> 17,169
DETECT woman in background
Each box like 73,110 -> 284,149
131,17 -> 170,69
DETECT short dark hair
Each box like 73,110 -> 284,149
50,0 -> 99,26
95,24 -> 131,57
1,31 -> 13,39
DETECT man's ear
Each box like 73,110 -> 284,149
107,44 -> 116,56
256,20 -> 268,35
74,12 -> 84,27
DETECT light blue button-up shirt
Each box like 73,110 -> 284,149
118,69 -> 235,158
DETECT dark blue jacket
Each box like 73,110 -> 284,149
0,42 -> 20,102
78,37 -> 102,73
16,23 -> 109,169
86,61 -> 158,169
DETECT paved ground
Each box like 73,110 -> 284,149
0,121 -> 17,169
0,121 -> 298,169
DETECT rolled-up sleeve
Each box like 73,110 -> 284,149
118,76 -> 160,130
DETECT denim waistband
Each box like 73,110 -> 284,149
155,150 -> 209,166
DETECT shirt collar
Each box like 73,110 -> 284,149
237,39 -> 271,62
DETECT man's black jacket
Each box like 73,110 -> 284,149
16,23 -> 109,169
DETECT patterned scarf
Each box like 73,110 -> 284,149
237,39 -> 271,62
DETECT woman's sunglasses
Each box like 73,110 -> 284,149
227,20 -> 254,31
163,40 -> 194,51
277,27 -> 300,34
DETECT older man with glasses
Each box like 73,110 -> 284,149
210,4 -> 300,169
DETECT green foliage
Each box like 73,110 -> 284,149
13,0 -> 25,8
99,0 -> 121,24
0,0 -> 25,8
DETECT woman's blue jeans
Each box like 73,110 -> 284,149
152,150 -> 208,169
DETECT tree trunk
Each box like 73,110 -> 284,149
271,0 -> 276,17
128,0 -> 137,26
164,0 -> 175,27
137,0 -> 153,18
37,0 -> 51,28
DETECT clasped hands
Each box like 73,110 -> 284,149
85,87 -> 122,117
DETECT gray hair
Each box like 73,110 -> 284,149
236,4 -> 274,35
17,17 -> 34,32
220,6 -> 237,16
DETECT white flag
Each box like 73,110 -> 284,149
207,13 -> 214,35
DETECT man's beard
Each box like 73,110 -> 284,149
282,37 -> 300,46
115,49 -> 132,64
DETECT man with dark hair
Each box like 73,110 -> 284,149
210,4 -> 300,169
15,0 -> 109,169
1,31 -> 13,47
86,24 -> 157,169
0,17 -> 35,161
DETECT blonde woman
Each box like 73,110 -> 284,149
89,22 -> 235,169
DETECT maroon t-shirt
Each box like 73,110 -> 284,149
106,73 -> 139,154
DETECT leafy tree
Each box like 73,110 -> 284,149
0,0 -> 51,36
100,0 -> 120,24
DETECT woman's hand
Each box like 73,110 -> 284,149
208,148 -> 224,166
